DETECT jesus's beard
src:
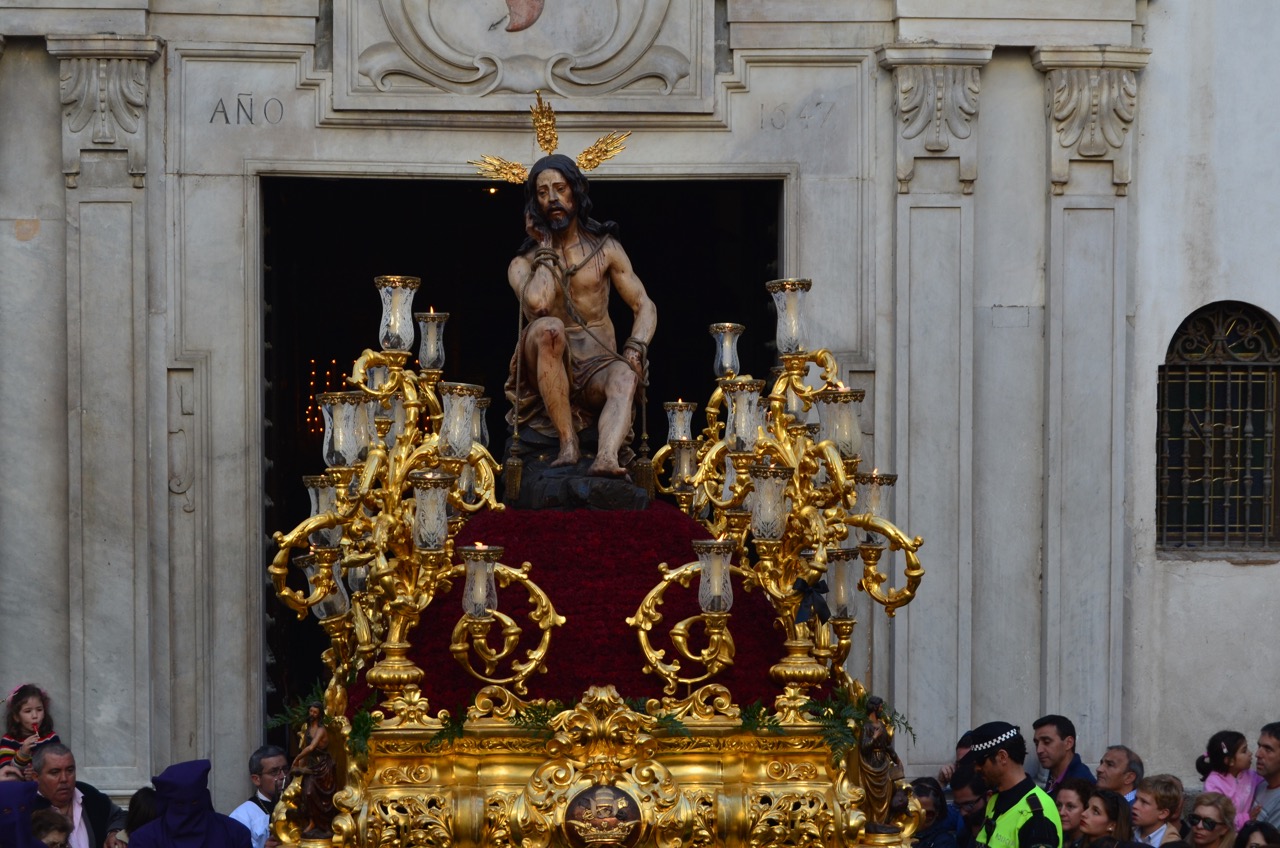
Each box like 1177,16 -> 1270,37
544,202 -> 571,232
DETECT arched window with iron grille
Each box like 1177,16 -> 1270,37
1158,301 -> 1280,549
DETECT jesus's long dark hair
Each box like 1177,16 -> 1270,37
519,154 -> 618,252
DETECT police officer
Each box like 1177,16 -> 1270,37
961,721 -> 1063,848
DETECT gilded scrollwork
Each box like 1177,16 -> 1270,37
747,789 -> 834,848
367,794 -> 453,848
764,761 -> 820,781
375,764 -> 435,785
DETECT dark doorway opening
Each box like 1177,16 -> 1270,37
260,175 -> 782,729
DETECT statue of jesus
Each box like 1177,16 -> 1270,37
504,153 -> 657,479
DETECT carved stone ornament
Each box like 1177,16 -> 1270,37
45,35 -> 163,189
877,45 -> 993,195
335,0 -> 712,112
1031,46 -> 1151,196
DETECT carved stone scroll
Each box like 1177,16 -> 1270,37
336,0 -> 712,112
45,35 -> 162,189
877,45 -> 993,195
1031,46 -> 1151,196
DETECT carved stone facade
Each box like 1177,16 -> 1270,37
0,0 -> 1274,812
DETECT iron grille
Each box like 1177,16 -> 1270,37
1157,302 -> 1280,550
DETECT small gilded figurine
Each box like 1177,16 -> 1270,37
860,696 -> 905,834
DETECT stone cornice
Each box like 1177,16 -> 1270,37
876,43 -> 994,69
45,34 -> 163,62
1031,45 -> 1151,72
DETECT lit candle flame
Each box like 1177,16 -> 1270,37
475,541 -> 487,550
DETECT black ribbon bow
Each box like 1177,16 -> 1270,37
793,578 -> 831,624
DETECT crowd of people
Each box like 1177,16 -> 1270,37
3,684 -> 1279,848
915,716 -> 1280,848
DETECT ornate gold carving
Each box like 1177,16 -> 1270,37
655,684 -> 740,721
367,794 -> 452,848
471,92 -> 631,184
449,560 -> 566,695
764,761 -> 820,781
484,793 -> 518,848
747,789 -> 834,848
375,764 -> 435,785
628,563 -> 738,696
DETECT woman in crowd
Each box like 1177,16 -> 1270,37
1233,821 -> 1280,848
1187,792 -> 1237,848
909,777 -> 957,848
1079,787 -> 1132,848
1055,777 -> 1095,848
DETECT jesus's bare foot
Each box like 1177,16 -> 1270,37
587,457 -> 629,478
549,441 -> 580,467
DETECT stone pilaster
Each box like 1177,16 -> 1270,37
45,33 -> 162,795
1031,45 -> 1148,751
875,43 -> 992,769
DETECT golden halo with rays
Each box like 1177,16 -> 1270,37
468,91 -> 631,185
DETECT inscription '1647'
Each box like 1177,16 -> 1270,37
210,93 -> 284,125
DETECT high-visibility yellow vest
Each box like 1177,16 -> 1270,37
976,786 -> 1063,848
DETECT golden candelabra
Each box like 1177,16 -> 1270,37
268,276 -> 926,848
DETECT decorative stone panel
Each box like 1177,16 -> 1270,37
333,0 -> 714,112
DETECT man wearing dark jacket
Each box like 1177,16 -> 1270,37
31,744 -> 126,848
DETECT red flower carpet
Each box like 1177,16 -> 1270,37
353,501 -> 787,715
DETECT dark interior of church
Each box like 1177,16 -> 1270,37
260,175 -> 783,730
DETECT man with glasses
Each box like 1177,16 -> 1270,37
229,745 -> 288,848
951,761 -> 990,848
960,721 -> 1062,848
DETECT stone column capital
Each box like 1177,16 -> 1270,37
45,34 -> 163,188
877,44 -> 993,195
1031,45 -> 1151,196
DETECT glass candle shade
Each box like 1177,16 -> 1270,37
709,322 -> 744,379
319,391 -> 378,467
415,310 -> 449,371
375,276 -> 421,352
459,544 -> 503,618
409,469 -> 455,550
439,382 -> 483,458
664,401 -> 698,443
826,545 -> 859,618
814,387 -> 865,459
474,398 -> 491,449
671,439 -> 698,487
345,563 -> 369,593
749,463 -> 792,541
303,474 -> 341,546
765,278 -> 812,354
299,552 -> 351,620
693,538 -> 736,613
725,379 -> 765,452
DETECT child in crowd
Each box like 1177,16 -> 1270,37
1080,787 -> 1134,848
1196,731 -> 1263,830
909,777 -> 958,848
1132,774 -> 1184,847
30,809 -> 72,848
0,684 -> 61,778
